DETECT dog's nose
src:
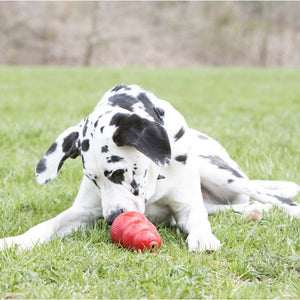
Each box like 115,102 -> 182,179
106,208 -> 126,225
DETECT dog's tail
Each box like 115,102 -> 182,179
227,179 -> 300,218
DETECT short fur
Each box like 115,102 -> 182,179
1,84 -> 299,251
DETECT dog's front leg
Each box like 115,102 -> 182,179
0,176 -> 102,250
168,170 -> 221,252
183,204 -> 221,253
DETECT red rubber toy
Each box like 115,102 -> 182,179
111,211 -> 161,251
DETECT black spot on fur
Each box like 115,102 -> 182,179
62,132 -> 79,153
111,85 -> 123,92
85,175 -> 100,188
227,179 -> 234,183
100,126 -> 104,133
46,142 -> 57,156
109,94 -> 138,112
157,174 -> 165,180
111,84 -> 130,92
36,158 -> 47,174
104,170 -> 111,177
267,194 -> 297,206
130,179 -> 139,196
137,93 -> 163,123
104,169 -> 125,184
81,155 -> 86,169
109,92 -> 163,124
198,134 -> 209,140
59,132 -> 80,170
107,155 -> 124,163
94,119 -> 99,128
110,169 -> 125,184
83,118 -> 89,137
57,159 -> 65,173
101,145 -> 109,153
82,139 -> 90,152
175,154 -> 187,164
174,127 -> 185,142
199,155 -> 244,178
92,179 -> 100,188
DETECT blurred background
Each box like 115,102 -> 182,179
0,1 -> 300,67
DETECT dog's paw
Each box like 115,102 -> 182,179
242,202 -> 272,221
0,236 -> 35,251
186,232 -> 221,253
0,237 -> 15,250
0,239 -> 7,250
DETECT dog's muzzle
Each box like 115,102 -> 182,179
106,208 -> 126,225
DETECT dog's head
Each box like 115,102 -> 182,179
36,91 -> 171,225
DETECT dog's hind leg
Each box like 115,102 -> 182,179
229,179 -> 300,218
204,177 -> 300,219
204,194 -> 272,221
197,155 -> 300,219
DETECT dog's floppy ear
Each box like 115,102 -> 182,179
112,113 -> 171,165
35,126 -> 81,184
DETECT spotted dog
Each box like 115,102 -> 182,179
1,84 -> 299,252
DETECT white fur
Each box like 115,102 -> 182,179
1,84 -> 299,252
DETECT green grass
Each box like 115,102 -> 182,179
0,66 -> 299,299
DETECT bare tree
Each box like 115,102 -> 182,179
83,2 -> 101,66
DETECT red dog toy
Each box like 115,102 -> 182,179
111,211 -> 161,251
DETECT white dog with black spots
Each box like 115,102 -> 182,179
1,84 -> 299,252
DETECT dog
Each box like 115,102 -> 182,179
1,84 -> 299,252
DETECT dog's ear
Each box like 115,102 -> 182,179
112,114 -> 171,166
35,126 -> 81,184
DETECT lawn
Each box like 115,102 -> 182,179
0,67 -> 299,299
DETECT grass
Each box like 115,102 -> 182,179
0,66 -> 299,299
